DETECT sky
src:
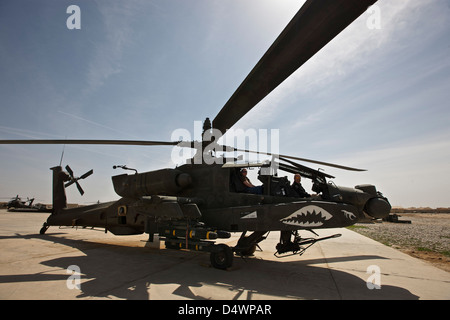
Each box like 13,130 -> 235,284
0,0 -> 449,208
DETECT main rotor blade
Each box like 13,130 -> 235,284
229,147 -> 366,172
0,139 -> 180,146
212,0 -> 377,134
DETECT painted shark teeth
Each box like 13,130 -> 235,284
280,205 -> 332,227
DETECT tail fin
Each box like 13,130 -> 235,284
50,166 -> 69,213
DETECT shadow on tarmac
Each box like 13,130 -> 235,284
0,232 -> 419,300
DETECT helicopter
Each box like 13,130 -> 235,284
0,0 -> 391,269
6,195 -> 35,210
5,195 -> 51,212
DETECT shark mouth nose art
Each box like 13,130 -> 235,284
280,205 -> 333,227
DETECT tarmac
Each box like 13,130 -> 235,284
0,209 -> 449,300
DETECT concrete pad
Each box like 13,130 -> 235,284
0,210 -> 449,300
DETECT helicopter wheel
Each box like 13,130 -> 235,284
210,244 -> 233,270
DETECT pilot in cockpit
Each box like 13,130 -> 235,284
240,169 -> 263,194
291,173 -> 311,198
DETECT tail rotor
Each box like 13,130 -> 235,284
64,165 -> 93,196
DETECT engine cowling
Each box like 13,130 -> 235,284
112,169 -> 192,198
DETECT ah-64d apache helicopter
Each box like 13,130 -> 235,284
6,195 -> 35,210
0,0 -> 390,269
5,195 -> 52,212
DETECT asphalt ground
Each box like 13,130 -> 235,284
0,210 -> 449,301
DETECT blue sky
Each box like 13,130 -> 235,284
1,0 -> 449,208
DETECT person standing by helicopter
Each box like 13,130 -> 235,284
291,173 -> 310,198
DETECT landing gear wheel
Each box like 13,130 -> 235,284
210,244 -> 233,270
39,223 -> 49,235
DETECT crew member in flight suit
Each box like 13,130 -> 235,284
291,173 -> 310,198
